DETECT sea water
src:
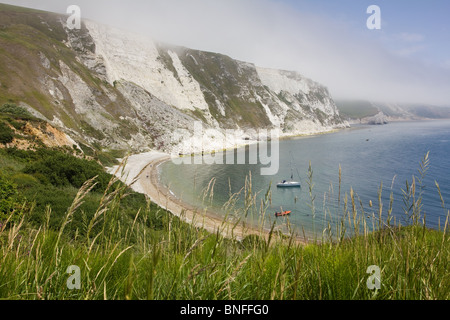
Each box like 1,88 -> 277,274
159,120 -> 450,238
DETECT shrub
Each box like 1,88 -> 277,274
0,121 -> 13,144
23,150 -> 112,191
0,103 -> 34,119
0,173 -> 25,224
11,173 -> 39,189
7,118 -> 25,130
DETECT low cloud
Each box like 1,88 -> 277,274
3,0 -> 450,105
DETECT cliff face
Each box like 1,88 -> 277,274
0,4 -> 347,155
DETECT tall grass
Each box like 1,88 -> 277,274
0,154 -> 448,300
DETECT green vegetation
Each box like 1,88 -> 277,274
0,174 -> 27,224
0,103 -> 34,120
0,104 -> 37,145
189,108 -> 209,124
226,97 -> 272,128
0,148 -> 448,300
0,121 -> 13,144
22,149 -> 111,191
156,46 -> 182,84
178,49 -> 272,128
314,109 -> 328,125
335,100 -> 379,119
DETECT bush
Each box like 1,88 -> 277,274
11,173 -> 39,189
7,118 -> 26,131
0,173 -> 25,224
0,103 -> 34,119
3,147 -> 40,162
0,121 -> 13,144
23,150 -> 112,192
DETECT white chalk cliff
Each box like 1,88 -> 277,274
0,5 -> 348,155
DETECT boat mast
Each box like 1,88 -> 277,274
290,159 -> 294,180
289,151 -> 301,182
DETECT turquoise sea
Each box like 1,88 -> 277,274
159,120 -> 450,238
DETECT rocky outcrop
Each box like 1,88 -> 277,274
366,112 -> 389,125
1,119 -> 79,151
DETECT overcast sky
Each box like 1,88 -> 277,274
3,0 -> 450,105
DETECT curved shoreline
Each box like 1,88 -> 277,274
136,154 -> 309,245
110,125 -> 356,245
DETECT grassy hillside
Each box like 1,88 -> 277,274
171,46 -> 273,129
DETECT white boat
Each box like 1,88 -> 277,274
277,180 -> 301,188
277,153 -> 301,188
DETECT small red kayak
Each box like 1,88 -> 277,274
275,211 -> 291,217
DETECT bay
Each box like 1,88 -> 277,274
159,120 -> 450,238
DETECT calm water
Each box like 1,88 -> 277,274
160,120 -> 450,237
